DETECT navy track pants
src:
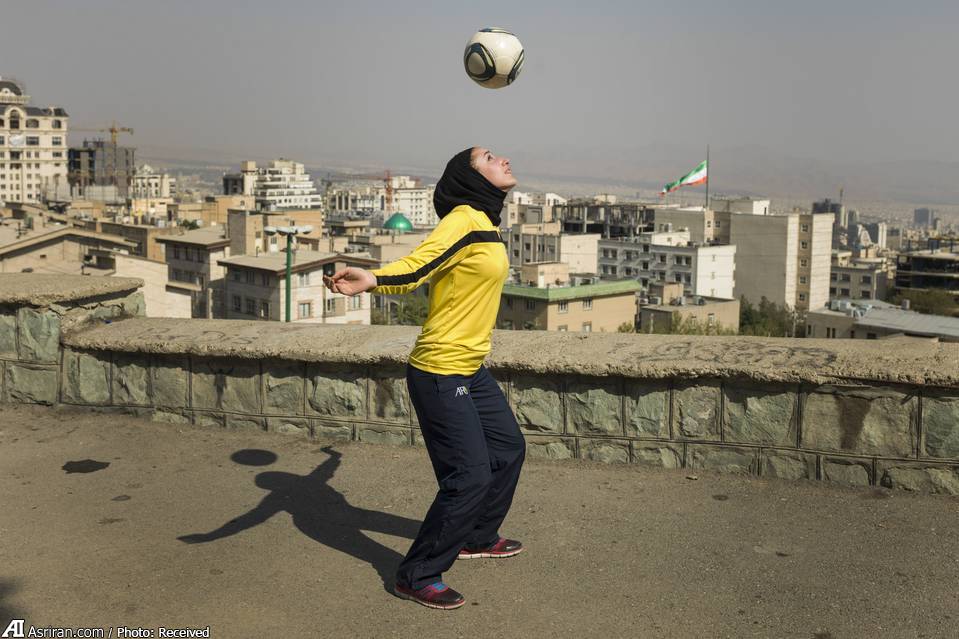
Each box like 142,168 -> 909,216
395,363 -> 526,590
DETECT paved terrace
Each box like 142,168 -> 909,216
3,403 -> 958,638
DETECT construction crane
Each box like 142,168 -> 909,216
70,121 -> 134,196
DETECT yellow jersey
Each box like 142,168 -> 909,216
371,204 -> 509,375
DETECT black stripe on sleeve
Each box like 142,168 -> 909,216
375,230 -> 504,287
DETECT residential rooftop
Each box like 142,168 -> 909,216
156,226 -> 230,248
218,250 -> 377,274
810,298 -> 959,340
502,279 -> 642,301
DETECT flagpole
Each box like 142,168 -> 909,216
705,144 -> 710,210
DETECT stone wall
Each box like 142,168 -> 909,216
2,274 -> 958,495
0,275 -> 144,405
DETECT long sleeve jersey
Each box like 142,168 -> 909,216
370,204 -> 509,375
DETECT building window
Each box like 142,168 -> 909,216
558,300 -> 568,313
799,276 -> 807,284
173,246 -> 181,260
525,299 -> 536,311
297,272 -> 310,286
350,295 -> 362,310
260,301 -> 270,319
582,322 -> 592,333
245,270 -> 254,284
245,298 -> 256,315
298,302 -> 312,318
25,119 -> 39,129
52,137 -> 62,146
801,223 -> 809,232
715,221 -> 721,228
582,298 -> 592,310
800,259 -> 808,267
232,295 -> 242,312
861,290 -> 872,299
557,325 -> 568,332
800,241 -> 809,249
325,298 -> 336,314
52,120 -> 62,129
707,313 -> 716,326
25,136 -> 39,146
798,293 -> 807,302
261,273 -> 270,286
861,275 -> 872,284
505,297 -> 513,309
840,288 -> 850,296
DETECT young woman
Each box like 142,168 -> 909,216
323,147 -> 526,610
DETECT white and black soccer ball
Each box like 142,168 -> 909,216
463,28 -> 524,89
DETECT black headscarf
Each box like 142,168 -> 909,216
433,147 -> 508,227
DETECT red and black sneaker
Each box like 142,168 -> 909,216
394,581 -> 466,610
457,537 -> 525,560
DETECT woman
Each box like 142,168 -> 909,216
323,147 -> 526,610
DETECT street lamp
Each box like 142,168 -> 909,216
264,224 -> 314,322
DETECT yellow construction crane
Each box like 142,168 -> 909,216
72,120 -> 134,146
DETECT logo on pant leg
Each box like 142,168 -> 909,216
455,386 -> 469,397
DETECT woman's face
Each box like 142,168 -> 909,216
471,147 -> 517,191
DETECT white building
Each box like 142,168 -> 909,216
0,77 -> 69,205
130,164 -> 176,199
218,250 -> 377,324
223,159 -> 324,211
326,175 -> 437,227
730,211 -> 832,311
600,231 -> 737,299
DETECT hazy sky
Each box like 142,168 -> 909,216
5,0 -> 959,186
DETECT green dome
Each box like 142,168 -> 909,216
383,212 -> 413,232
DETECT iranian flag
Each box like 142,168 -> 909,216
660,159 -> 708,196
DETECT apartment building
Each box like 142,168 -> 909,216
599,231 -> 736,298
156,227 -> 232,318
219,251 -> 377,324
130,164 -> 176,199
223,160 -> 324,210
553,200 -> 654,238
0,77 -> 69,205
895,249 -> 959,294
506,222 -> 599,273
498,278 -> 641,332
730,211 -> 833,311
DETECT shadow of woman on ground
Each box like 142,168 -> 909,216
178,446 -> 421,591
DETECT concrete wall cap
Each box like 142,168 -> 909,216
62,318 -> 959,387
0,274 -> 144,306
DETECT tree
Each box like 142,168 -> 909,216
739,295 -> 798,337
617,321 -> 636,333
396,295 -> 430,326
888,289 -> 959,317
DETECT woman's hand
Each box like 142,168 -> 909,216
323,267 -> 377,296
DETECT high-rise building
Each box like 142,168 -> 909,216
730,211 -> 833,311
914,208 -> 934,228
813,198 -> 846,227
0,77 -> 69,204
68,139 -> 136,199
223,160 -> 324,211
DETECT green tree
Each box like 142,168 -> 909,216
888,289 -> 959,317
617,321 -> 636,333
739,295 -> 799,337
396,295 -> 430,326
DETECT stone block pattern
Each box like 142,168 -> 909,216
802,385 -> 916,457
512,374 -> 563,435
624,380 -> 670,438
307,364 -> 366,418
724,382 -> 798,446
922,390 -> 959,459
369,367 -> 411,424
566,377 -> 622,436
673,380 -> 721,441
62,349 -> 111,405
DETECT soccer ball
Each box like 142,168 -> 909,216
463,28 -> 524,89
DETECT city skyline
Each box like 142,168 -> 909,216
4,0 -> 958,204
